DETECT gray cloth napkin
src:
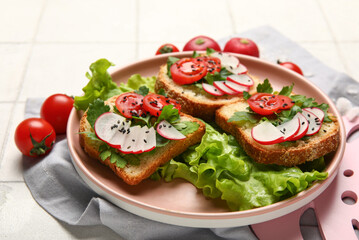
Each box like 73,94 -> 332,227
23,25 -> 359,240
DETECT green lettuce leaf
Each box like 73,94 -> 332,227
74,58 -> 156,110
153,123 -> 328,211
74,59 -> 117,110
86,99 -> 110,128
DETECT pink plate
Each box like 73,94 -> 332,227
67,52 -> 346,228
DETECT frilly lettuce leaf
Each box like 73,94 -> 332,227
153,123 -> 328,211
74,58 -> 156,110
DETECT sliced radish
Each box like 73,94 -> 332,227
202,82 -> 224,96
226,74 -> 254,87
142,126 -> 156,152
213,81 -> 238,95
94,112 -> 129,148
157,120 -> 186,140
290,112 -> 309,141
120,125 -> 142,154
224,81 -> 249,93
211,52 -> 239,69
251,121 -> 284,145
276,115 -> 300,141
225,64 -> 248,75
303,107 -> 324,122
302,109 -> 322,136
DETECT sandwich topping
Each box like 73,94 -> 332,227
167,49 -> 254,96
229,79 -> 333,145
90,90 -> 198,155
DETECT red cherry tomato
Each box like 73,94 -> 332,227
248,93 -> 281,115
278,95 -> 295,110
155,43 -> 179,55
14,118 -> 56,157
223,37 -> 260,57
183,35 -> 221,52
277,61 -> 303,75
115,92 -> 146,118
170,58 -> 207,85
143,93 -> 181,117
197,56 -> 221,74
40,94 -> 74,134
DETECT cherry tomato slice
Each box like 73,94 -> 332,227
278,95 -> 295,110
115,92 -> 146,118
170,58 -> 207,85
196,56 -> 221,74
248,93 -> 281,115
143,93 -> 181,117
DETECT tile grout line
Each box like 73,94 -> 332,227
315,0 -> 351,74
0,0 -> 48,166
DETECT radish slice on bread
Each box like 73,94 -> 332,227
302,109 -> 322,136
157,120 -> 186,140
289,112 -> 309,141
251,121 -> 284,145
213,81 -> 238,95
227,74 -> 254,87
276,116 -> 300,141
225,64 -> 248,75
202,82 -> 224,96
211,52 -> 239,69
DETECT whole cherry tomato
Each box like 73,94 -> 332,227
183,35 -> 221,52
40,94 -> 74,134
223,37 -> 260,57
14,118 -> 56,157
156,43 -> 179,55
277,60 -> 303,75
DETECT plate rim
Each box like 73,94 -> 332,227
67,52 -> 346,226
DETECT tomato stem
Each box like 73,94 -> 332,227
195,38 -> 205,45
240,39 -> 249,44
29,131 -> 54,156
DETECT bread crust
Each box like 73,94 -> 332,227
215,101 -> 340,166
79,95 -> 205,185
155,64 -> 257,121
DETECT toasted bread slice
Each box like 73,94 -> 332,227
215,100 -> 340,166
155,64 -> 258,121
79,95 -> 205,185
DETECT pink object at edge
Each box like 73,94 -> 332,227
252,116 -> 359,240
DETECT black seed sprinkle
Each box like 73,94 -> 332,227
312,128 -> 315,131
145,130 -> 149,133
259,105 -> 264,108
159,125 -> 162,129
163,124 -> 166,127
144,139 -> 147,143
323,130 -> 327,133
302,122 -> 305,125
169,125 -> 172,128
127,146 -> 131,149
132,139 -> 135,142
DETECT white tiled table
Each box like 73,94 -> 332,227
1,0 -> 358,239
